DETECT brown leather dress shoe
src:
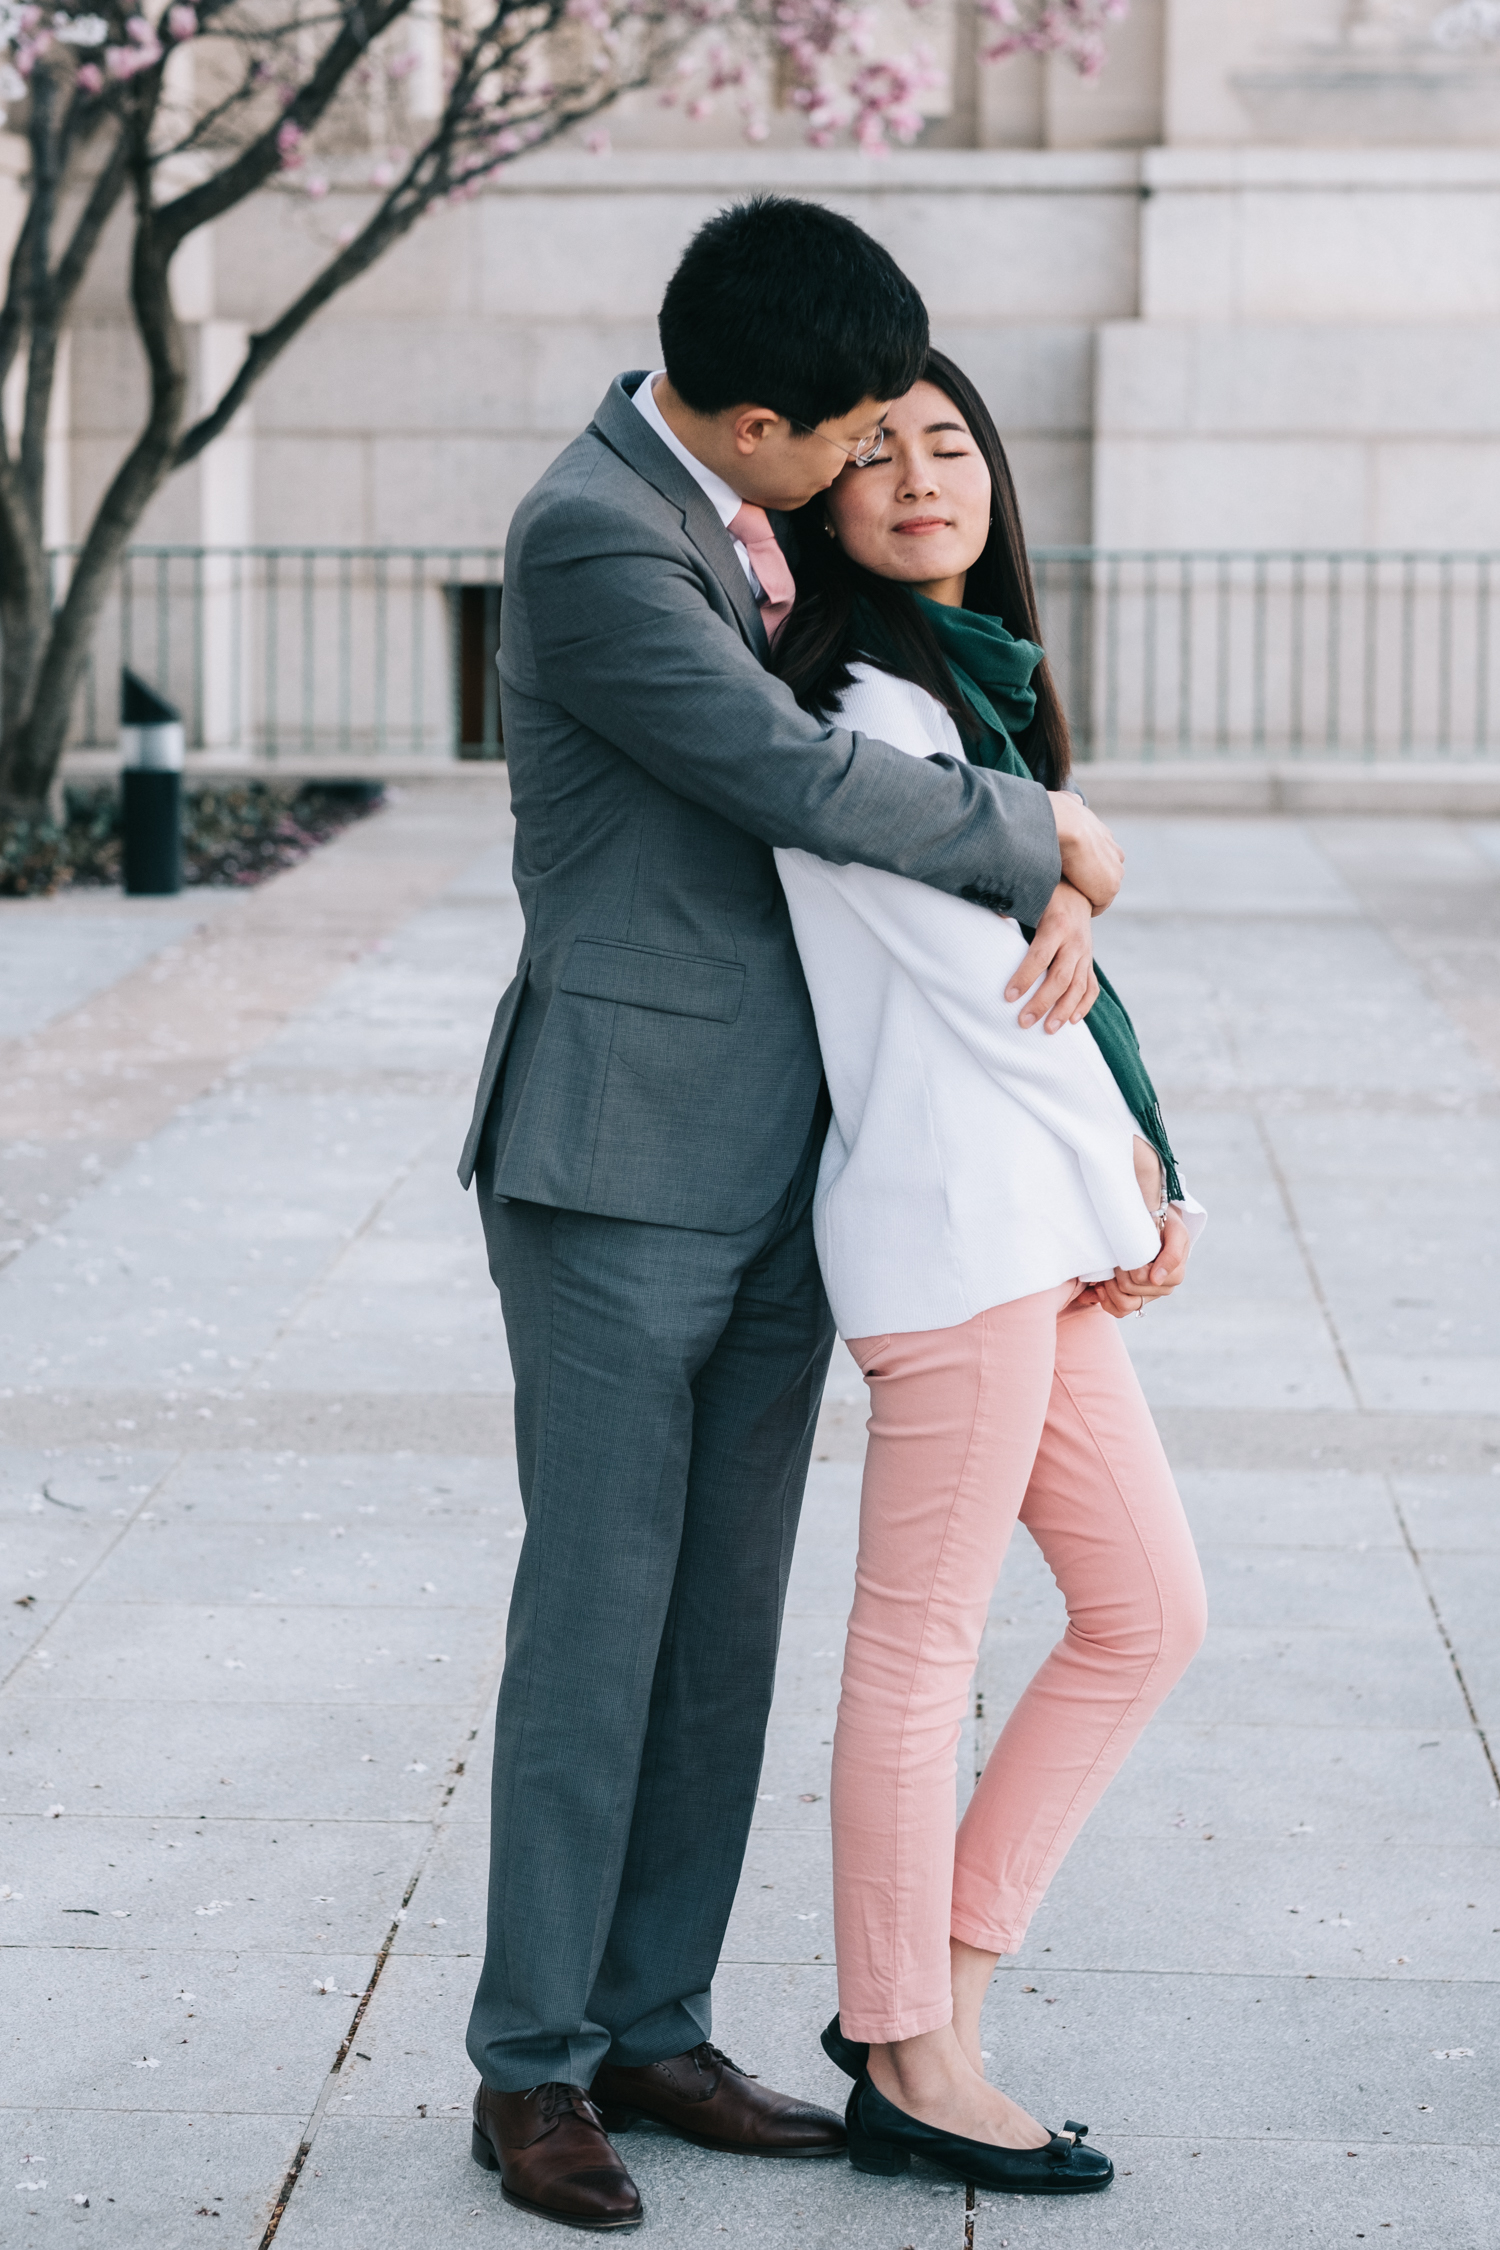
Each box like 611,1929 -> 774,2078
591,2042 -> 846,2157
471,2081 -> 643,2230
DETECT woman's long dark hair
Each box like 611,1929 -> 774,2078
772,348 -> 1072,789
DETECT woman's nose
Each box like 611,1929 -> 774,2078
896,455 -> 938,502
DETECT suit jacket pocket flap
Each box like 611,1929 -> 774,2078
558,937 -> 745,1023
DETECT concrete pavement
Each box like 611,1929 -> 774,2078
2,780 -> 1497,2248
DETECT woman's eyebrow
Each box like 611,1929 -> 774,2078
924,421 -> 969,436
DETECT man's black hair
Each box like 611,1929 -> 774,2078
658,195 -> 929,429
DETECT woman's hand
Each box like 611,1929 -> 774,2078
1005,881 -> 1100,1031
1048,791 -> 1124,913
1080,1209 -> 1193,1318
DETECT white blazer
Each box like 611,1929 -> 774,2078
775,663 -> 1205,1339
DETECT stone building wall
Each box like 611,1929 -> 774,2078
45,1 -> 1500,560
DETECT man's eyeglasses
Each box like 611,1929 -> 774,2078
791,420 -> 887,468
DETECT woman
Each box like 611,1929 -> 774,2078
770,351 -> 1209,2197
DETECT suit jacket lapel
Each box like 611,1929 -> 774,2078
591,375 -> 769,660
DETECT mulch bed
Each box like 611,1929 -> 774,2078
0,779 -> 385,898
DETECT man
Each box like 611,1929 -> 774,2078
461,195 -> 1123,2232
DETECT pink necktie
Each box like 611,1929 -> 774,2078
729,503 -> 796,642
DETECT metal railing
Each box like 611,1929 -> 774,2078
1032,548 -> 1499,762
60,545 -> 507,762
51,543 -> 1500,764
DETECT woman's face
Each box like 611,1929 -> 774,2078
823,379 -> 992,607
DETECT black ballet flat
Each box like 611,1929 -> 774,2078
843,2075 -> 1113,2195
820,2013 -> 868,2081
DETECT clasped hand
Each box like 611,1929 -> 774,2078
1000,796 -> 1192,1319
1078,1209 -> 1193,1319
1002,796 -> 1124,1034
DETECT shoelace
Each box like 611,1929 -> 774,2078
689,2042 -> 756,2081
527,2081 -> 602,2126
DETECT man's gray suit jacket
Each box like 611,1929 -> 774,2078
458,373 -> 1062,1236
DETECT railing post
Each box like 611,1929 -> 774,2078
1437,553 -> 1454,759
1399,553 -> 1417,759
1214,554 -> 1231,756
1176,553 -> 1193,758
1289,552 -> 1305,758
374,550 -> 389,755
301,551 -> 316,755
338,551 -> 352,756
1325,553 -> 1342,755
411,551 -> 426,757
1478,554 -> 1491,756
265,549 -> 280,762
1361,555 -> 1379,761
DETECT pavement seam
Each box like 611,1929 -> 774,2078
1386,1478 -> 1500,1802
0,1448 -> 183,1696
1246,1103 -> 1364,1411
253,1725 -> 485,2248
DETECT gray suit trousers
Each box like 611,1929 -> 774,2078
464,1093 -> 835,2091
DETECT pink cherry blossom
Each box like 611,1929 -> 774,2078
167,6 -> 198,40
105,38 -> 159,80
76,60 -> 104,93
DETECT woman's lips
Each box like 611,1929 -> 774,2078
891,517 -> 950,536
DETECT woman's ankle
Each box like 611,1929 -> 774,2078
949,1936 -> 1000,2073
867,2026 -> 968,2106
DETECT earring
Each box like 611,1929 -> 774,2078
823,521 -> 837,540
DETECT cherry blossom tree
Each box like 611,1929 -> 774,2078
0,0 -> 1127,811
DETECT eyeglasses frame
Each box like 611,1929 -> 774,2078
788,419 -> 887,469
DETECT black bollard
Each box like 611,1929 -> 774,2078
120,669 -> 184,897
122,768 -> 182,895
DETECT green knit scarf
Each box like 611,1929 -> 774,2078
854,592 -> 1182,1201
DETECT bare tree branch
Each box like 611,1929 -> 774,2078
49,123 -> 131,322
8,144 -> 190,804
173,22 -> 662,466
155,0 -> 417,253
0,201 -> 40,407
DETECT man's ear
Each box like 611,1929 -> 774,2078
729,405 -> 785,457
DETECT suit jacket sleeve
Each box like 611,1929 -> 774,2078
507,492 -> 1062,926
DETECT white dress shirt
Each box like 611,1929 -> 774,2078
631,370 -> 763,598
775,663 -> 1206,1339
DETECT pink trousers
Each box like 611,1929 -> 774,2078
832,1282 -> 1207,2043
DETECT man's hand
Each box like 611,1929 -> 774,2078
1005,881 -> 1100,1032
1048,791 -> 1124,914
1079,1210 -> 1193,1317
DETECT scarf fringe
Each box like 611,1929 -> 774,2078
1135,1100 -> 1184,1207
